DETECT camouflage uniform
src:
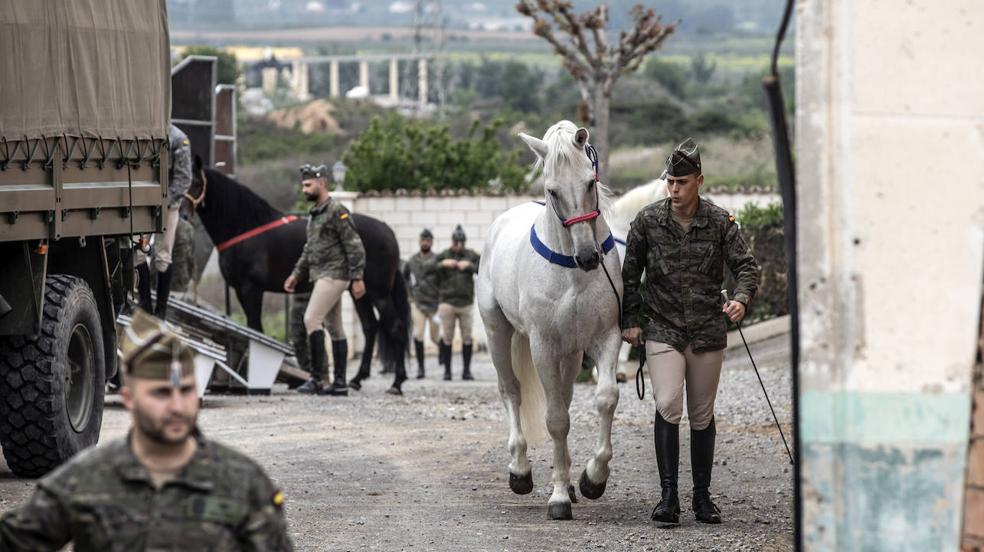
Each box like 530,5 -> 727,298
623,138 -> 760,527
0,435 -> 293,551
433,248 -> 480,309
405,251 -> 440,313
290,199 -> 365,284
0,310 -> 293,551
433,226 -> 480,380
621,196 -> 759,352
170,215 -> 197,293
290,189 -> 365,396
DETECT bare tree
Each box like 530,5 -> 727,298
516,1 -> 676,185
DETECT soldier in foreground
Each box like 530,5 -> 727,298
404,228 -> 441,379
0,310 -> 294,551
284,164 -> 367,395
434,225 -> 481,381
620,139 -> 760,526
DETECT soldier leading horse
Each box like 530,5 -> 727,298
183,160 -> 409,392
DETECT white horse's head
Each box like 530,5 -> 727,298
519,120 -> 611,272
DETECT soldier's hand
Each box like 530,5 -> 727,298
440,259 -> 457,269
456,260 -> 472,270
351,279 -> 366,299
284,275 -> 297,293
621,327 -> 642,346
723,300 -> 746,323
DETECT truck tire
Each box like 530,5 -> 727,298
0,275 -> 106,477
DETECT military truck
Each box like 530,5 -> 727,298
0,1 -> 171,477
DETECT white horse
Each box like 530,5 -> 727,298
476,120 -> 623,520
610,178 -> 668,261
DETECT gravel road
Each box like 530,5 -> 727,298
1,335 -> 795,551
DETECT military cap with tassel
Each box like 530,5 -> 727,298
120,310 -> 195,385
665,138 -> 702,177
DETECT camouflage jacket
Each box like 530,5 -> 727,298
168,125 -> 193,207
170,216 -> 197,293
621,197 -> 760,352
0,434 -> 293,552
291,199 -> 366,283
404,251 -> 440,311
433,248 -> 480,307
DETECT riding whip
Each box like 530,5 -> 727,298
722,290 -> 794,465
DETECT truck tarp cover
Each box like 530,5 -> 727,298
0,0 -> 170,141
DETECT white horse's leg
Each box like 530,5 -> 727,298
580,329 -> 622,499
482,302 -> 532,493
533,342 -> 580,520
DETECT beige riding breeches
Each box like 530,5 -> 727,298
411,303 -> 440,345
646,341 -> 724,431
438,303 -> 473,345
135,205 -> 181,273
303,278 -> 348,335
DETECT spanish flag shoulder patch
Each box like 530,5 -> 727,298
272,490 -> 285,508
339,213 -> 350,220
182,138 -> 190,146
728,214 -> 736,222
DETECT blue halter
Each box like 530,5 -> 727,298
530,225 -> 615,269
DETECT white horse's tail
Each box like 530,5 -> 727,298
511,334 -> 547,444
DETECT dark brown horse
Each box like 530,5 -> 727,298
184,160 -> 409,392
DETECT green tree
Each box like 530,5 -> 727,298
341,116 -> 526,192
643,58 -> 687,98
180,46 -> 240,86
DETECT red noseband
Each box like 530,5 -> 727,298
562,210 -> 600,227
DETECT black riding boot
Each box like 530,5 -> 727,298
322,340 -> 349,396
440,340 -> 452,381
691,417 -> 722,524
461,343 -> 474,380
415,339 -> 426,379
154,266 -> 173,319
297,331 -> 326,394
136,263 -> 153,313
651,412 -> 681,524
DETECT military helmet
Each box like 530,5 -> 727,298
299,163 -> 328,180
120,309 -> 195,385
665,138 -> 701,177
451,225 -> 466,243
420,228 -> 434,239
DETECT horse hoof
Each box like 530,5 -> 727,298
547,502 -> 573,520
568,484 -> 578,504
509,471 -> 534,495
579,470 -> 607,500
385,386 -> 403,396
348,379 -> 362,391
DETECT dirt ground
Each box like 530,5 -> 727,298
0,336 -> 794,551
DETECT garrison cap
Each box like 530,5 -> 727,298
120,309 -> 195,385
299,163 -> 328,180
451,225 -> 466,243
420,228 -> 434,239
665,138 -> 701,177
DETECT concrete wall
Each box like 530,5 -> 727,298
796,1 -> 984,549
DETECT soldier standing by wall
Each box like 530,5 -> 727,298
404,228 -> 441,379
620,139 -> 759,526
434,225 -> 481,381
284,164 -> 366,396
0,310 -> 294,550
135,123 -> 193,319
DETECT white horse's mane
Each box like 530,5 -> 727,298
532,120 -> 613,221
